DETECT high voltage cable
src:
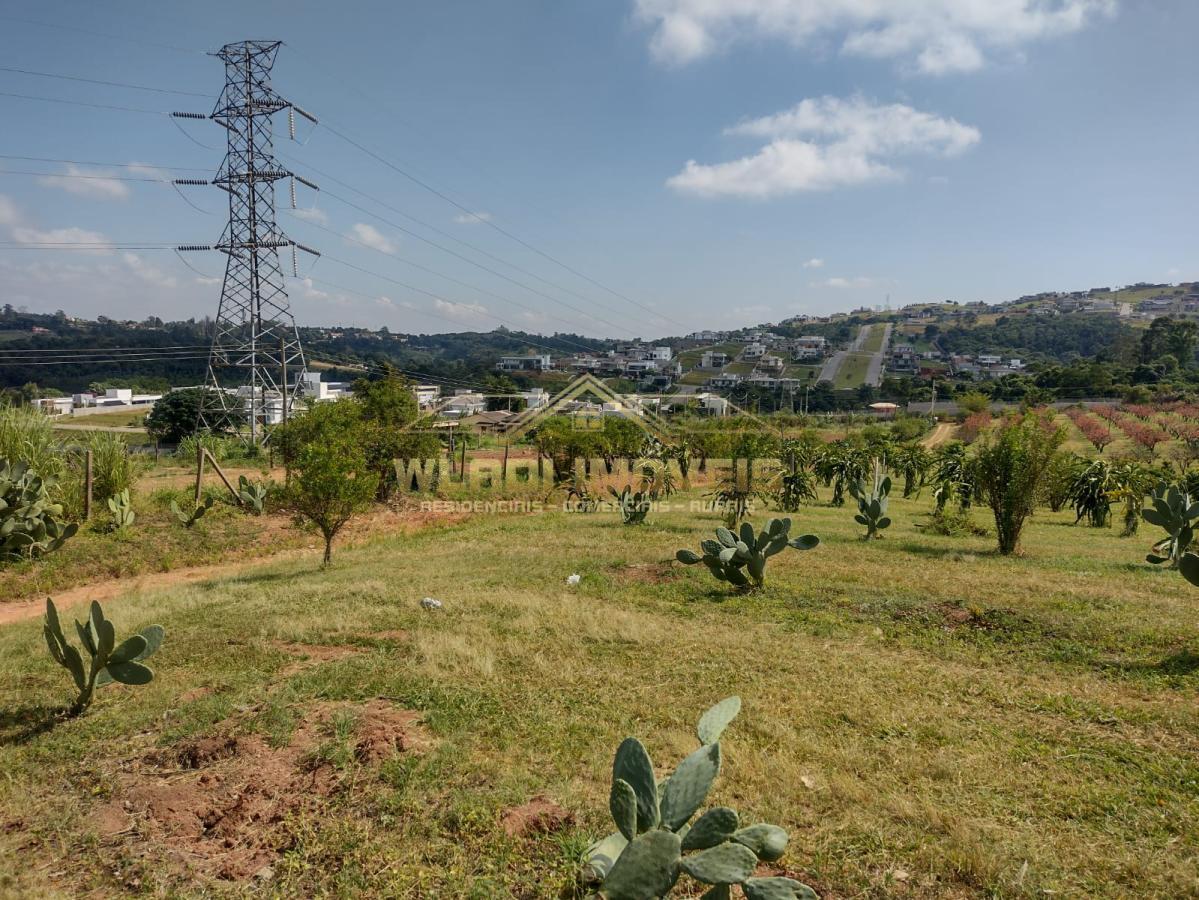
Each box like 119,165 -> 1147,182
297,273 -> 603,358
290,215 -> 637,339
279,151 -> 648,315
284,176 -> 657,340
0,168 -> 167,183
313,251 -> 614,354
317,121 -> 688,331
0,344 -> 211,355
0,65 -> 684,333
0,15 -> 206,53
0,154 -> 208,172
0,65 -> 211,97
0,90 -> 167,115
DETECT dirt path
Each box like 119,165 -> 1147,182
922,421 -> 957,448
0,551 -> 319,627
0,507 -> 469,628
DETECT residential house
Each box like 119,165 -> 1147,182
496,354 -> 552,372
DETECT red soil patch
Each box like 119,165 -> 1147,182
500,795 -> 576,838
613,560 -> 680,585
93,700 -> 427,881
270,641 -> 361,677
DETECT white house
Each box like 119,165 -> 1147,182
496,354 -> 552,372
412,384 -> 441,409
700,351 -> 730,369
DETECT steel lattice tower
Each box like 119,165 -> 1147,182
175,40 -> 319,444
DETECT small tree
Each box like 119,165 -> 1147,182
972,414 -> 1064,555
285,435 -> 378,566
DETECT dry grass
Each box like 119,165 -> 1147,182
0,491 -> 1196,897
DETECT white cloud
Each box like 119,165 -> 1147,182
348,223 -> 397,255
633,0 -> 1116,73
802,257 -> 824,268
291,206 -> 330,225
10,225 -> 114,254
122,252 -> 178,289
453,211 -> 492,225
812,276 -> 877,289
0,194 -> 20,228
37,164 -> 131,200
668,95 -> 979,199
297,277 -> 330,300
433,298 -> 489,320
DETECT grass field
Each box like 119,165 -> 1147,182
1,487 -> 1196,897
833,352 -> 873,389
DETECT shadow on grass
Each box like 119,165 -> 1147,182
890,541 -> 994,560
0,702 -> 67,746
1099,649 -> 1199,679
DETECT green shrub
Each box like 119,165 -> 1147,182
83,431 -> 136,504
584,697 -> 815,900
43,598 -> 163,716
0,404 -> 62,481
972,414 -> 1064,555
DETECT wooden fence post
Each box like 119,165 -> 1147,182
193,447 -> 206,506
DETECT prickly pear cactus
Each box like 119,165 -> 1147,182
237,475 -> 268,514
849,468 -> 892,540
676,518 -> 819,591
106,489 -> 136,531
609,485 -> 651,526
584,697 -> 816,900
43,598 -> 164,716
0,459 -> 78,562
1143,482 -> 1199,568
170,496 -> 213,528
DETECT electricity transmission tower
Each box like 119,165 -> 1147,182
175,40 -> 319,444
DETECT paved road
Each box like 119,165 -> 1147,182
864,322 -> 892,387
817,349 -> 845,383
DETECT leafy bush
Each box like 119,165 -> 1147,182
176,432 -> 238,464
43,598 -> 163,716
972,414 -> 1064,555
0,459 -> 78,561
82,431 -> 136,505
0,404 -> 62,482
583,697 -> 816,900
922,507 -> 988,537
1067,459 -> 1113,528
282,407 -> 379,565
677,519 -> 818,592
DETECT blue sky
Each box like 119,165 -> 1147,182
0,1 -> 1195,339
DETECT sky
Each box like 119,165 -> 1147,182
0,1 -> 1195,340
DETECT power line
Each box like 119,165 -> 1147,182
0,168 -> 167,183
290,215 -> 637,339
297,273 -> 603,358
0,154 -> 208,172
285,175 -> 657,338
0,344 -> 211,356
0,90 -> 166,115
318,121 -> 687,332
280,150 -> 648,315
0,64 -> 211,97
0,15 -> 207,54
313,251 -> 610,355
